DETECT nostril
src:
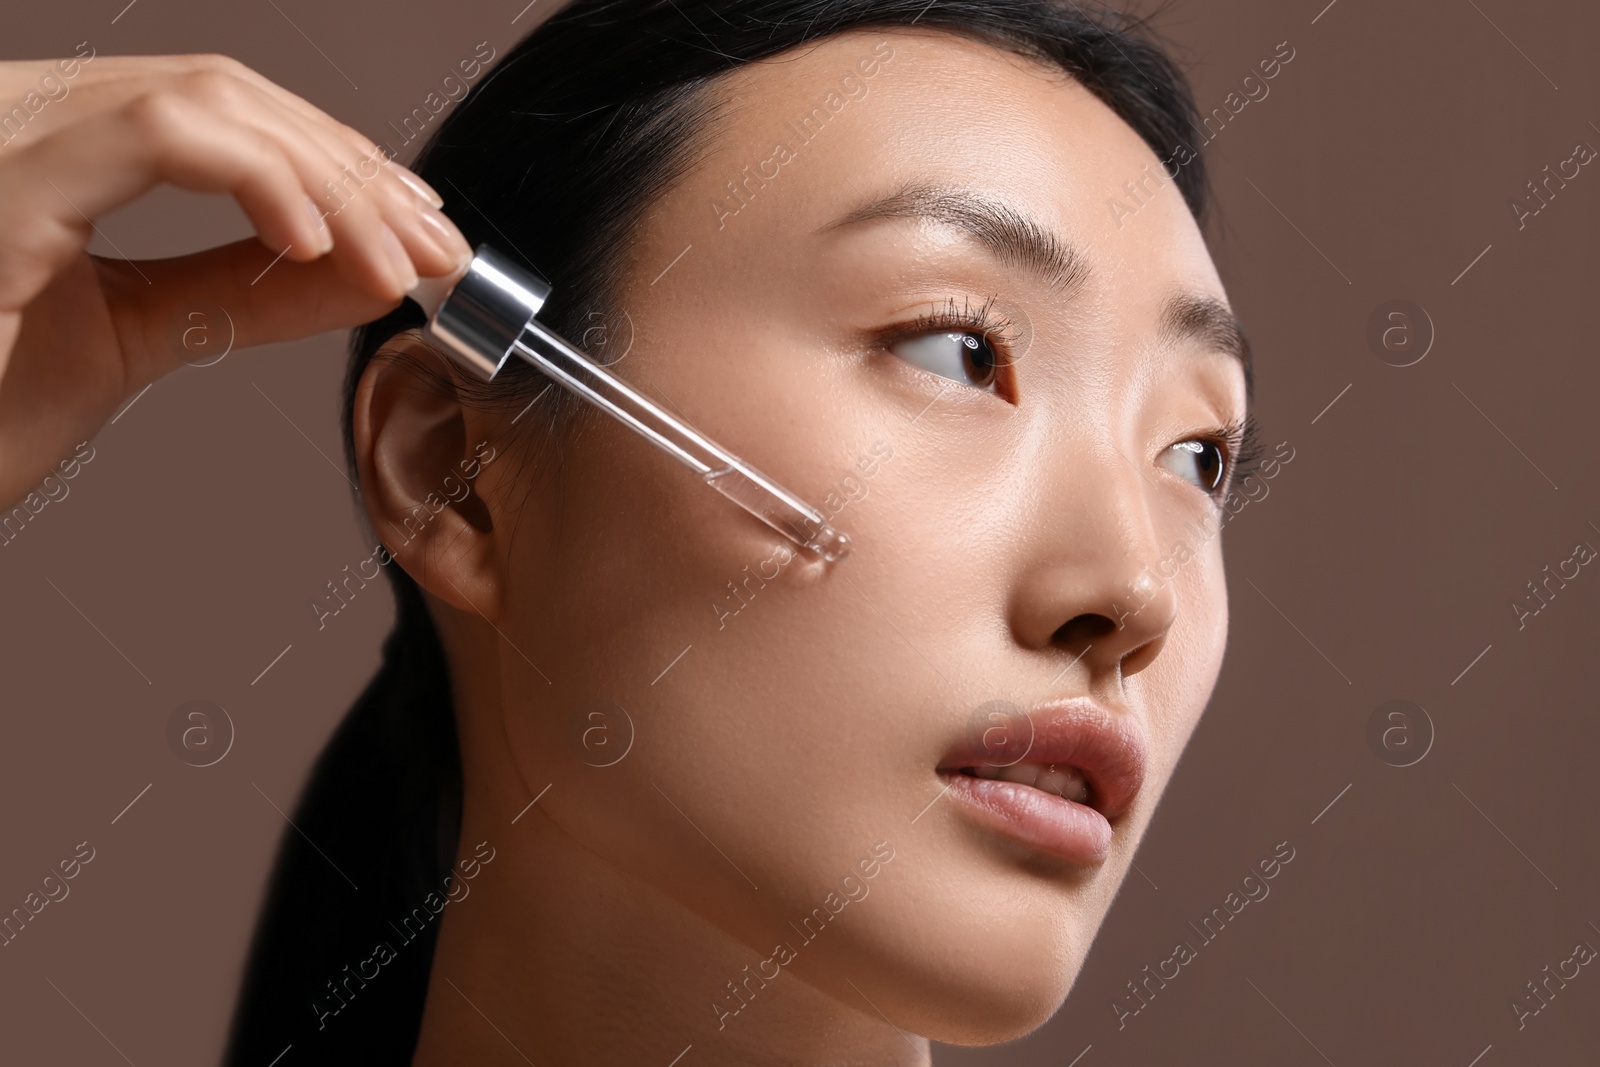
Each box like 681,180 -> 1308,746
1053,613 -> 1117,646
1051,612 -> 1169,679
1118,635 -> 1165,678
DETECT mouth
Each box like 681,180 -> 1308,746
955,761 -> 1093,803
935,698 -> 1148,867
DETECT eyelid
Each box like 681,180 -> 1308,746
874,292 -> 1028,400
1163,412 -> 1261,504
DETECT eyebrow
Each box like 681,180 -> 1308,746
818,180 -> 1253,402
1157,292 -> 1255,403
816,180 -> 1090,297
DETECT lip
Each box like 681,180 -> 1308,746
935,697 -> 1148,866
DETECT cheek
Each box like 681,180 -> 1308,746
491,329 -> 935,940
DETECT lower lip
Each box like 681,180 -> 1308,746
938,772 -> 1113,865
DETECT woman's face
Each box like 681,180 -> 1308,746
437,26 -> 1246,1043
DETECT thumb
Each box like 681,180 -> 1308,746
111,237 -> 433,383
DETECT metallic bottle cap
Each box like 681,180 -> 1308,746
417,244 -> 553,381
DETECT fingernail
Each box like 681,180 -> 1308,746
416,200 -> 473,263
392,163 -> 445,208
306,196 -> 333,253
380,227 -> 419,293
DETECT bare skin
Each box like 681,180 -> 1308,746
352,27 -> 1248,1067
0,51 -> 472,512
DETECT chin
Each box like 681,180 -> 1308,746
897,948 -> 1083,1045
812,867 -> 1106,1046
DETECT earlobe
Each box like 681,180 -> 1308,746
352,329 -> 502,620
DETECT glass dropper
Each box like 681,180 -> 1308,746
409,245 -> 850,563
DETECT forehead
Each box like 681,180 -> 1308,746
657,26 -> 1226,312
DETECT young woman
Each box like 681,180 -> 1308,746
0,1 -> 1255,1063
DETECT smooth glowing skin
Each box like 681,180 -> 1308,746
354,27 -> 1247,1066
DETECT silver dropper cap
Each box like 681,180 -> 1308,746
413,244 -> 553,382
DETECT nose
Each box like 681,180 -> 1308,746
1008,443 -> 1179,681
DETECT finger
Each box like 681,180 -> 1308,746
101,237 -> 423,388
146,68 -> 464,289
0,90 -> 403,309
229,79 -> 470,276
67,54 -> 447,205
23,63 -> 466,280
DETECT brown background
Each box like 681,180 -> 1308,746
3,0 -> 1597,1064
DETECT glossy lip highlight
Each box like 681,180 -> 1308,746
935,697 -> 1148,866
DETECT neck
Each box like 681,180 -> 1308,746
408,796 -> 932,1066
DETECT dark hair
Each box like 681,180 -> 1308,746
223,1 -> 1207,1061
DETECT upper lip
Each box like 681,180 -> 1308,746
936,697 -> 1148,822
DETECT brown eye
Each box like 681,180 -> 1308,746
890,330 -> 1000,391
1159,439 -> 1227,496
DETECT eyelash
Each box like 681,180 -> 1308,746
1194,412 -> 1263,503
900,293 -> 1022,347
881,294 -> 1261,504
879,293 -> 1024,393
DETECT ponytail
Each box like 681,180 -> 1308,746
221,572 -> 460,1064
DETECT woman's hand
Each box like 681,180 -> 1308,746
0,51 -> 472,510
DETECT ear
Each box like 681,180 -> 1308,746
352,329 -> 501,620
